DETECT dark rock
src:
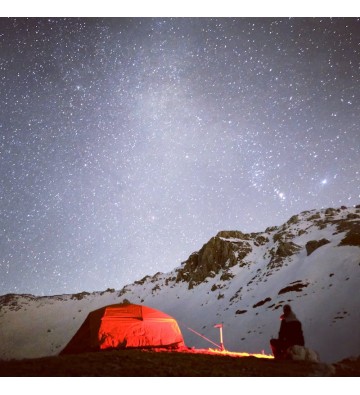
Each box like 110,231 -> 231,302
268,241 -> 301,268
216,230 -> 249,240
278,282 -> 309,295
308,213 -> 321,221
253,297 -> 272,308
338,219 -> 360,246
287,215 -> 300,225
325,208 -> 337,216
71,292 -> 90,300
305,239 -> 330,256
220,271 -> 234,281
176,235 -> 252,288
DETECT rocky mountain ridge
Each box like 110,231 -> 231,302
1,205 -> 359,363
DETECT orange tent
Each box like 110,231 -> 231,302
60,303 -> 186,355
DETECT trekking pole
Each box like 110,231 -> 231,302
214,323 -> 225,351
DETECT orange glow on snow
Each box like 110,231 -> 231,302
205,348 -> 274,359
187,348 -> 274,359
153,347 -> 274,359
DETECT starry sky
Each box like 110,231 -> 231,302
0,17 -> 359,296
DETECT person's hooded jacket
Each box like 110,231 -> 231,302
279,310 -> 305,346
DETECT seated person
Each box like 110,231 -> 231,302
270,304 -> 305,359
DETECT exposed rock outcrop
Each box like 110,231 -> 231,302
176,234 -> 253,288
306,239 -> 330,256
337,217 -> 360,246
268,241 -> 301,269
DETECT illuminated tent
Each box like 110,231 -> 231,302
60,303 -> 186,355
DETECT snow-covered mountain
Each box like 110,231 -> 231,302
1,205 -> 359,363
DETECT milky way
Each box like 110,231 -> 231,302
0,17 -> 359,295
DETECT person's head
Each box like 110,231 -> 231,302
283,304 -> 292,316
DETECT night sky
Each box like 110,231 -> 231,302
0,17 -> 359,296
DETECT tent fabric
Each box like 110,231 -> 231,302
60,303 -> 185,355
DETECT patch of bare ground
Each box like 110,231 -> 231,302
0,349 -> 359,377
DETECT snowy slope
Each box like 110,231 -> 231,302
1,205 -> 359,363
